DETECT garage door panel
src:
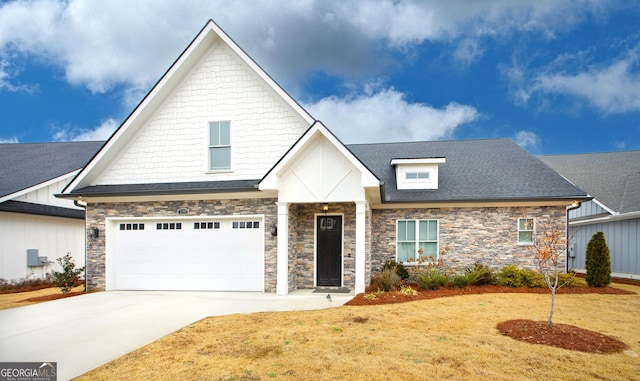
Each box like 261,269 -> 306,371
110,218 -> 264,291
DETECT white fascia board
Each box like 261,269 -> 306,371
592,197 -> 618,215
64,20 -> 314,195
391,158 -> 446,165
1,170 -> 79,203
260,121 -> 379,190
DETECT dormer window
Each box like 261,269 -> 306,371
391,158 -> 445,190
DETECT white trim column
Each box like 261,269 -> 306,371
355,201 -> 368,294
276,202 -> 289,295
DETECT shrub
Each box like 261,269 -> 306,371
416,268 -> 450,290
496,265 -> 545,288
558,271 -> 579,287
382,260 -> 409,280
465,263 -> 495,285
0,274 -> 53,294
452,274 -> 472,288
51,253 -> 85,293
372,268 -> 401,291
399,285 -> 418,295
585,232 -> 611,287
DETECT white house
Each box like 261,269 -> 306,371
58,20 -> 588,294
0,141 -> 103,281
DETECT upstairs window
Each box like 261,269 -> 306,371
209,121 -> 231,171
405,171 -> 430,180
518,218 -> 534,245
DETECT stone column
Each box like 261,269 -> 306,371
276,202 -> 289,295
355,201 -> 368,294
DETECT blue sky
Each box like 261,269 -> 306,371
1,0 -> 639,155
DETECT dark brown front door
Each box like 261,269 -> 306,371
316,215 -> 342,286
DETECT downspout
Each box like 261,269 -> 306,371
565,201 -> 582,272
74,199 -> 88,292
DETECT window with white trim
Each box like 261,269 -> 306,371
209,121 -> 231,171
518,218 -> 534,244
397,219 -> 438,263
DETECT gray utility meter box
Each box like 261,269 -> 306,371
27,249 -> 48,267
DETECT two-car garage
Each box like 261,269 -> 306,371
106,216 -> 265,291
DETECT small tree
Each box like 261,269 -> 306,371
585,232 -> 611,287
530,228 -> 568,328
51,253 -> 85,293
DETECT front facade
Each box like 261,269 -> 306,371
60,20 -> 588,294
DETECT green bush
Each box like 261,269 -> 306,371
372,268 -> 401,291
558,271 -> 579,287
585,232 -> 611,287
416,268 -> 450,290
464,263 -> 495,286
382,260 -> 409,280
452,274 -> 472,288
51,253 -> 85,293
496,265 -> 545,288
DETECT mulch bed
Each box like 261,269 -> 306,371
346,284 -> 635,306
347,283 -> 636,354
19,290 -> 87,303
497,319 -> 629,353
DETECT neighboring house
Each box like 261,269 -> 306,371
541,151 -> 640,279
0,141 -> 103,281
58,20 -> 588,294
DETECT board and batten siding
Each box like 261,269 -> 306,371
569,200 -> 609,219
95,39 -> 309,186
569,218 -> 640,279
0,212 -> 85,281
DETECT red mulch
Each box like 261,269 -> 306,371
346,284 -> 635,306
19,290 -> 86,303
347,284 -> 636,354
497,319 -> 628,353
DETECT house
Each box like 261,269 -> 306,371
58,20 -> 588,294
0,141 -> 103,281
541,151 -> 640,279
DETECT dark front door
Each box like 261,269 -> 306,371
316,215 -> 342,287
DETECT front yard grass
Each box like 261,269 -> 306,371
77,283 -> 640,381
0,286 -> 84,310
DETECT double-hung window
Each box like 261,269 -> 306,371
209,121 -> 231,171
518,218 -> 534,245
397,219 -> 438,263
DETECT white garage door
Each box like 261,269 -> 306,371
109,217 -> 264,291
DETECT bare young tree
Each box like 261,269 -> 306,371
530,228 -> 567,328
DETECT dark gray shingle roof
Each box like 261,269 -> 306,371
0,141 -> 104,198
70,180 -> 260,197
347,138 -> 588,203
540,151 -> 640,214
0,200 -> 85,219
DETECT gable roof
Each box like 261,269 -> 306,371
540,150 -> 640,214
0,141 -> 104,201
348,138 -> 589,204
62,19 -> 314,195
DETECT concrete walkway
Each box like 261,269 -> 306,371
0,290 -> 352,380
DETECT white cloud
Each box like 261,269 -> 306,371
0,59 -> 37,93
0,0 -> 610,95
0,136 -> 19,143
305,87 -> 479,144
514,130 -> 540,149
533,55 -> 640,113
52,118 -> 118,142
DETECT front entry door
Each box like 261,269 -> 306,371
316,215 -> 342,286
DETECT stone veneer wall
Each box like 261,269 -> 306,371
287,204 -> 299,292
290,203 -> 356,290
85,198 -> 278,292
371,206 -> 566,272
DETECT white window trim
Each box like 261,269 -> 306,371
207,120 -> 232,173
396,219 -> 439,264
518,217 -> 535,245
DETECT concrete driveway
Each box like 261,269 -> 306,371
0,290 -> 351,380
